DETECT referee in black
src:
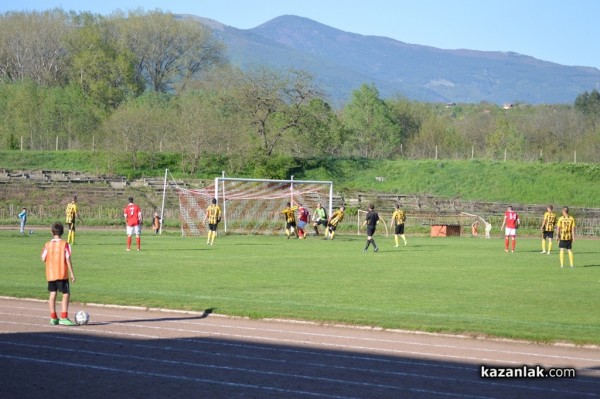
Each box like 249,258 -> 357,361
362,203 -> 382,252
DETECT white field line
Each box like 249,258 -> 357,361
2,296 -> 598,350
3,319 -> 599,397
6,304 -> 599,364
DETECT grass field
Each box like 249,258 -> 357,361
3,229 -> 599,344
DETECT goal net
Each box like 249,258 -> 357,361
176,177 -> 333,236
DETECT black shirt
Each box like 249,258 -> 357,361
365,210 -> 379,226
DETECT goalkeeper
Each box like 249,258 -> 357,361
325,206 -> 345,240
281,201 -> 299,239
312,203 -> 327,236
203,198 -> 222,245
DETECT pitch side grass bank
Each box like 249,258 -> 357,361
3,230 -> 599,344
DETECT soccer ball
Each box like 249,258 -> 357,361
75,310 -> 90,325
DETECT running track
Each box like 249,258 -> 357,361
0,297 -> 599,398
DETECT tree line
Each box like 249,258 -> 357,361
1,9 -> 599,178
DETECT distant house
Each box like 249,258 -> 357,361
445,102 -> 456,108
502,103 -> 513,109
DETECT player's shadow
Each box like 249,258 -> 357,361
582,264 -> 600,268
110,308 -> 217,324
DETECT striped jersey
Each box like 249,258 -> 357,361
542,211 -> 557,232
281,206 -> 298,223
391,209 -> 406,225
206,204 -> 222,224
557,215 -> 576,241
65,202 -> 78,223
329,209 -> 345,226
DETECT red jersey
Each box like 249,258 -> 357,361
504,210 -> 519,229
298,206 -> 309,223
124,203 -> 142,227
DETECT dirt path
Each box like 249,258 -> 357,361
1,297 -> 599,399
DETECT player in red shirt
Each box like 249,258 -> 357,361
500,205 -> 520,253
297,203 -> 310,239
124,197 -> 143,251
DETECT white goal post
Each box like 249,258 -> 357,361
175,175 -> 333,236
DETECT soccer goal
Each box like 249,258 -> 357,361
175,176 -> 333,236
356,210 -> 390,237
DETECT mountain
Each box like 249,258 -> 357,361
181,14 -> 600,105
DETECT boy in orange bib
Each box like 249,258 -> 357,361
41,222 -> 76,326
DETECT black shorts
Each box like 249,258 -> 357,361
559,240 -> 572,250
543,231 -> 554,239
48,279 -> 70,294
313,219 -> 327,227
208,223 -> 218,232
328,223 -> 337,232
366,226 -> 376,237
286,222 -> 296,229
395,224 -> 405,235
67,221 -> 75,231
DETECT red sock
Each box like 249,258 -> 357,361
504,238 -> 509,250
512,239 -> 516,251
50,312 -> 57,319
61,312 -> 68,319
127,236 -> 132,249
136,237 -> 141,250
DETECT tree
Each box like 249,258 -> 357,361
116,11 -> 225,92
0,10 -> 71,85
101,93 -> 173,169
282,98 -> 346,158
240,68 -> 322,157
342,84 -> 402,158
66,14 -> 143,109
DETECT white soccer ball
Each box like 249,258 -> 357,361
75,310 -> 90,325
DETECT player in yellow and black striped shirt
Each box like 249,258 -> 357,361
281,202 -> 299,239
390,204 -> 407,247
540,205 -> 556,255
203,198 -> 222,245
325,206 -> 345,240
556,206 -> 576,268
65,195 -> 83,245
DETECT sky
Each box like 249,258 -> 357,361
3,0 -> 600,69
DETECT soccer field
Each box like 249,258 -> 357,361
3,229 -> 599,344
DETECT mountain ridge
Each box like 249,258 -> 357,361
181,14 -> 600,105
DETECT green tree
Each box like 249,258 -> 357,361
240,68 -> 322,158
67,15 -> 143,109
101,93 -> 173,169
342,84 -> 402,158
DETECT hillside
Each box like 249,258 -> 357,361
2,152 -> 600,208
182,14 -> 600,104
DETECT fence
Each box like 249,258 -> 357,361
0,205 -> 180,227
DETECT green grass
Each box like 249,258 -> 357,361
300,159 -> 600,207
4,151 -> 600,207
4,229 -> 599,344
